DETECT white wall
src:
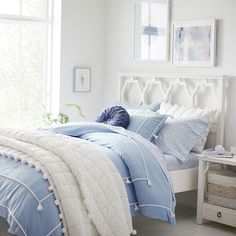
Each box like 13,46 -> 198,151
60,0 -> 106,122
104,0 -> 236,149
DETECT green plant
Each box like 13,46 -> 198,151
43,103 -> 84,125
64,103 -> 85,118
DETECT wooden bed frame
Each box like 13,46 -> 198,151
119,73 -> 227,193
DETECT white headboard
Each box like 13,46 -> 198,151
120,73 -> 228,147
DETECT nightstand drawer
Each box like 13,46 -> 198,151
202,203 -> 236,227
207,169 -> 236,209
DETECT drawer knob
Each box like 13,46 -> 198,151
217,212 -> 222,218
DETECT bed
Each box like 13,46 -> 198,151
0,74 -> 227,236
119,73 -> 227,193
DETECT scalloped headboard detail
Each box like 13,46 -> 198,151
120,73 -> 228,147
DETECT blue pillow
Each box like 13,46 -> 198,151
127,114 -> 167,141
114,101 -> 160,112
153,119 -> 208,163
96,106 -> 130,128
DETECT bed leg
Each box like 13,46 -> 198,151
196,159 -> 205,224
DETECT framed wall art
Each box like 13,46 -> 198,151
172,19 -> 217,67
134,0 -> 170,61
73,67 -> 91,92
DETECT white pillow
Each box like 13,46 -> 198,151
159,103 -> 216,153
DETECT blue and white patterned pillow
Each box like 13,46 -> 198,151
114,101 -> 160,112
127,114 -> 167,141
153,118 -> 208,163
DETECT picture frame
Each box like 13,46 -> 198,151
73,67 -> 91,92
133,0 -> 170,62
172,19 -> 217,67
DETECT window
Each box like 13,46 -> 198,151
0,0 -> 60,128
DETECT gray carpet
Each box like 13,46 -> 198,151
0,218 -> 13,236
0,204 -> 236,236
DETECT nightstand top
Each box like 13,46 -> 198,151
198,154 -> 236,166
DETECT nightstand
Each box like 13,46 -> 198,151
196,154 -> 236,227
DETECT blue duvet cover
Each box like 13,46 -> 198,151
0,122 -> 176,236
50,123 -> 176,224
0,155 -> 62,236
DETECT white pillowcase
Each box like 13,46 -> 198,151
159,103 -> 216,153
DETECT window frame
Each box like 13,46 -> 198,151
0,0 -> 60,118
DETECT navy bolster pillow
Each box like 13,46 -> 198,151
96,106 -> 130,128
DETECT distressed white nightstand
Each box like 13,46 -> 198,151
196,154 -> 236,227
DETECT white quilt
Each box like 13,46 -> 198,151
0,128 -> 135,236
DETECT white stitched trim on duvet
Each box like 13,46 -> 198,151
0,174 -> 53,206
126,136 -> 151,186
138,204 -> 175,217
46,222 -> 62,236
